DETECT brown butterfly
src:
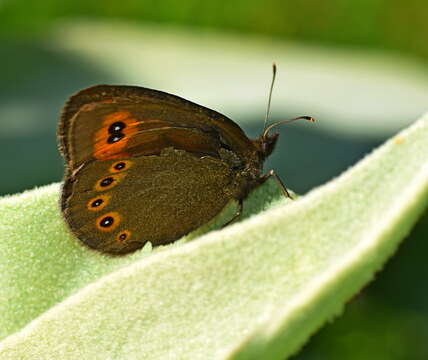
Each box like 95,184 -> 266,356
58,65 -> 314,255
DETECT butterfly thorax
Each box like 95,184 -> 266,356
228,132 -> 280,199
219,135 -> 277,201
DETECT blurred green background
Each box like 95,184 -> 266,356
1,1 -> 427,359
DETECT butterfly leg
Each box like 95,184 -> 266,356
262,170 -> 293,200
222,198 -> 244,228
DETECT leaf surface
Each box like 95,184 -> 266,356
0,113 -> 427,359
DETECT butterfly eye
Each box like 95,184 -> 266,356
109,160 -> 133,173
96,212 -> 120,231
86,194 -> 110,211
116,230 -> 131,242
94,173 -> 125,191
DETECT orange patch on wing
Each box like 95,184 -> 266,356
93,111 -> 140,160
104,111 -> 131,122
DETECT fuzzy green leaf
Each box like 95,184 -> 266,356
0,113 -> 427,359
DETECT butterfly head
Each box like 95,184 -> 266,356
253,132 -> 279,160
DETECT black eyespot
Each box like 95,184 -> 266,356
116,230 -> 130,242
107,133 -> 125,144
100,177 -> 114,187
108,121 -> 126,133
114,162 -> 126,170
91,199 -> 103,208
100,216 -> 114,228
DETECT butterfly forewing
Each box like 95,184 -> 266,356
59,85 -> 256,169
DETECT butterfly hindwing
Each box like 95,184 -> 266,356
62,148 -> 240,254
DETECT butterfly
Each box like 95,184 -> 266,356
58,65 -> 314,255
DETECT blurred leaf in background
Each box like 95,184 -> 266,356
1,0 -> 428,61
0,0 -> 427,358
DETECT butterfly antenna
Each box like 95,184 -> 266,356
262,116 -> 315,139
263,63 -> 277,134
